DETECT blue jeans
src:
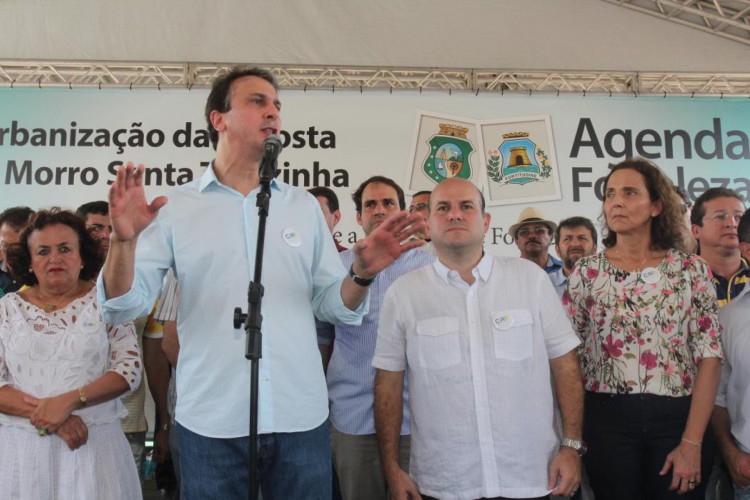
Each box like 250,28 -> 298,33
178,420 -> 332,500
736,484 -> 750,500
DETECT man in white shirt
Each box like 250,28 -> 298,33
373,178 -> 584,500
712,284 -> 750,498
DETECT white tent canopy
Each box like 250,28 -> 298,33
0,0 -> 748,94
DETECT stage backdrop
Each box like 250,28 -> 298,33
1,88 -> 748,256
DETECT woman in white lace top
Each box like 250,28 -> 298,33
0,208 -> 142,499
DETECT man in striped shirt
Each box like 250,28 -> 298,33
326,176 -> 435,500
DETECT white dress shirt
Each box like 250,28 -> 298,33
716,284 -> 750,453
373,253 -> 580,500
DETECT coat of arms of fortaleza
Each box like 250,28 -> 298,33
422,124 -> 474,184
486,132 -> 552,186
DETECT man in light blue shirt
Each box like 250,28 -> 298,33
98,67 -> 424,500
327,176 -> 434,500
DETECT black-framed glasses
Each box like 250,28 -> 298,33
409,203 -> 429,213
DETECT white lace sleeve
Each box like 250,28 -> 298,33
106,321 -> 142,392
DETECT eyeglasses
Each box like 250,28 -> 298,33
517,227 -> 549,237
409,203 -> 429,213
704,212 -> 743,225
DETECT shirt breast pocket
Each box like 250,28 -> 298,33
416,317 -> 460,369
492,309 -> 534,361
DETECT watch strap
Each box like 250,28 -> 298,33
349,264 -> 375,286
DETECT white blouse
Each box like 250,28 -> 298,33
0,287 -> 141,430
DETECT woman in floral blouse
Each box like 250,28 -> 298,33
564,158 -> 723,499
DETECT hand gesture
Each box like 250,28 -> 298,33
55,415 -> 89,450
548,448 -> 582,497
108,162 -> 168,241
352,211 -> 425,277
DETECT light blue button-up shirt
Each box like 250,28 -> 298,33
98,164 -> 366,437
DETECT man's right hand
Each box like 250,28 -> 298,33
109,162 -> 168,241
386,467 -> 422,500
728,449 -> 750,488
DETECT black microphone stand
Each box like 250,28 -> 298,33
233,147 -> 278,500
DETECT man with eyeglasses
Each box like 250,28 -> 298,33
76,200 -> 113,259
510,207 -> 562,273
0,206 -> 34,296
691,187 -> 748,308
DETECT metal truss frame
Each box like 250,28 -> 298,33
602,0 -> 750,46
0,60 -> 749,97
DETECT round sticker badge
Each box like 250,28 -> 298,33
492,312 -> 514,331
641,267 -> 661,284
282,228 -> 302,247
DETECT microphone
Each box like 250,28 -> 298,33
259,134 -> 283,183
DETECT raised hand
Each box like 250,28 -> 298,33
108,162 -> 168,241
351,211 -> 425,277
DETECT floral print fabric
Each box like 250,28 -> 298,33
564,248 -> 722,396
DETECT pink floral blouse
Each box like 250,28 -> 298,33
563,249 -> 723,396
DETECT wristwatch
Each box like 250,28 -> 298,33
349,264 -> 375,287
561,438 -> 588,456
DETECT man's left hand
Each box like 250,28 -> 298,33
548,447 -> 581,497
351,211 -> 425,277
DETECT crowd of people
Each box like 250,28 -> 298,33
1,66 -> 749,500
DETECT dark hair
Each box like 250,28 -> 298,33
690,187 -> 744,227
352,176 -> 406,213
739,209 -> 750,244
673,185 -> 691,205
0,206 -> 34,231
412,190 -> 432,199
6,208 -> 103,286
76,200 -> 109,219
600,159 -> 684,250
205,67 -> 279,150
555,216 -> 598,246
308,186 -> 340,212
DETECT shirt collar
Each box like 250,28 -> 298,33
433,250 -> 493,286
199,160 -> 281,193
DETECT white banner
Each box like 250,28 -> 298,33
1,88 -> 748,256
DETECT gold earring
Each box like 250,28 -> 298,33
28,268 -> 33,273
81,265 -> 84,270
